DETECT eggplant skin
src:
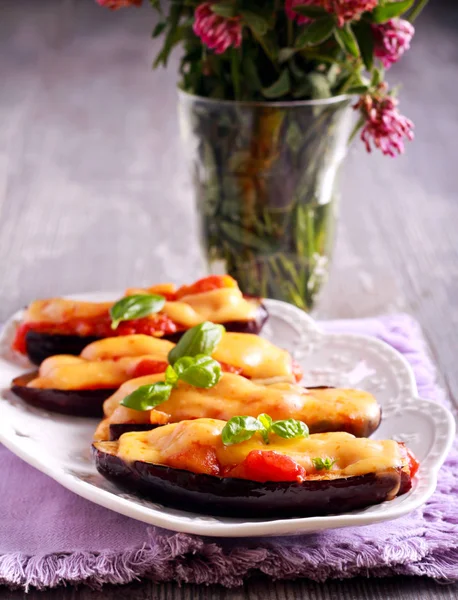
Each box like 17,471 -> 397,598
162,303 -> 269,344
93,443 -> 410,519
11,374 -> 113,418
24,303 -> 269,364
107,387 -> 380,441
107,411 -> 381,441
109,424 -> 161,441
25,331 -> 100,366
310,411 -> 381,439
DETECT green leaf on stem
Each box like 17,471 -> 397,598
211,3 -> 236,18
149,0 -> 161,12
242,55 -> 262,91
372,0 -> 415,23
278,47 -> 297,63
295,17 -> 336,49
231,49 -> 242,100
121,382 -> 172,412
292,5 -> 328,19
352,21 -> 374,71
346,85 -> 370,94
220,221 -> 278,251
334,25 -> 359,58
152,21 -> 167,38
307,72 -> 331,99
240,10 -> 270,36
262,69 -> 291,99
371,66 -> 384,86
153,3 -> 183,68
110,294 -> 166,330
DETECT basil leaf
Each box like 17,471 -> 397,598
222,416 -> 263,446
164,365 -> 178,386
120,382 -> 172,411
312,457 -> 336,471
258,413 -> 273,431
257,413 -> 273,444
168,322 -> 225,365
110,294 -> 165,330
174,355 -> 222,389
271,419 -> 309,439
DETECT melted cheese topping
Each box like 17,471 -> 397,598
24,299 -> 112,324
125,283 -> 177,297
28,356 -> 166,390
95,373 -> 379,441
213,333 -> 293,380
80,335 -> 174,361
161,288 -> 258,327
80,332 -> 292,380
23,287 -> 257,327
116,419 -> 402,478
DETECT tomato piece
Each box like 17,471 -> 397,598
398,443 -> 420,479
227,450 -> 306,483
175,275 -> 237,299
219,361 -> 243,376
125,283 -> 177,301
16,312 -> 179,344
166,443 -> 221,476
292,359 -> 303,383
12,323 -> 33,354
130,359 -> 168,379
113,314 -> 177,337
406,447 -> 420,478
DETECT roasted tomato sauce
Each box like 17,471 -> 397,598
12,314 -> 178,354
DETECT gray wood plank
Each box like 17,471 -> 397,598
2,576 -> 458,600
0,0 -> 457,599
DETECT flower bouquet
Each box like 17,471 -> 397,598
97,0 -> 427,309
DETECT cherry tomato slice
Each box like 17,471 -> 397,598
130,359 -> 169,379
167,443 -> 221,477
406,446 -> 420,478
227,450 -> 306,483
292,359 -> 303,383
175,275 -> 237,299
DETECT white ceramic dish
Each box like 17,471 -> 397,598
0,294 -> 454,538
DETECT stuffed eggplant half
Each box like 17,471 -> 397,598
12,276 -> 268,365
11,329 -> 301,417
93,418 -> 418,518
94,371 -> 381,441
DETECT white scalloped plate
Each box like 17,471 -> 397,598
0,294 -> 454,538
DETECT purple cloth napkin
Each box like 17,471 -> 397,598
1,314 -> 457,590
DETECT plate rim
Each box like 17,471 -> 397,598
0,294 -> 454,537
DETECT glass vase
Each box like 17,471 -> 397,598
178,91 -> 353,311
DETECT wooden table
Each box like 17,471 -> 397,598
1,0 -> 457,598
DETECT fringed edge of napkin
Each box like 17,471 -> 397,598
2,524 -> 458,591
1,314 -> 457,591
